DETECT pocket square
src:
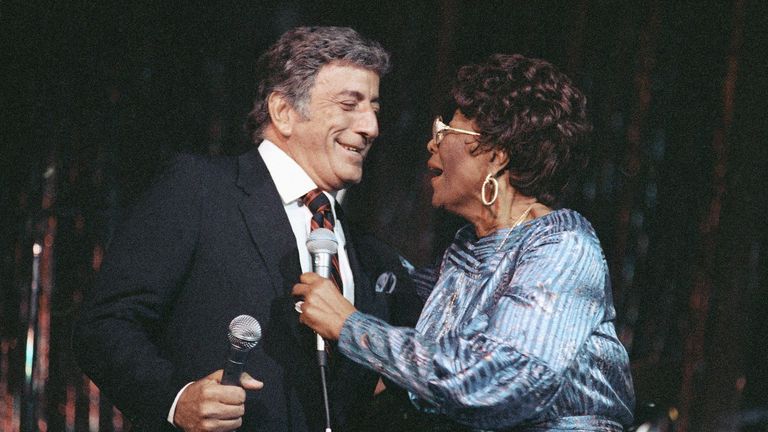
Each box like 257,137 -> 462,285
374,271 -> 397,294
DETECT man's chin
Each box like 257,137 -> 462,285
324,178 -> 359,193
338,169 -> 364,187
339,178 -> 362,188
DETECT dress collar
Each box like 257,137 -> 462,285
445,223 -> 532,274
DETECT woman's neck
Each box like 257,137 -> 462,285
473,200 -> 550,237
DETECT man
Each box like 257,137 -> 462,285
74,26 -> 416,431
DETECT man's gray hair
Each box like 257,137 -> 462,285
246,26 -> 391,140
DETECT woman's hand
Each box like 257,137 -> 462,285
292,272 -> 357,340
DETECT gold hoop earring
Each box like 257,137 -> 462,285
481,173 -> 499,206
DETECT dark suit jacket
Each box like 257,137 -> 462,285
73,148 -> 416,431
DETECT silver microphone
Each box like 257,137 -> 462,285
306,228 -> 339,355
221,314 -> 262,386
306,228 -> 338,279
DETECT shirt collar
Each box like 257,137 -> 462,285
258,139 -> 345,205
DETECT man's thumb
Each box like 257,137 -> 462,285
240,372 -> 264,390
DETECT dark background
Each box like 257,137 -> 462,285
2,1 -> 767,431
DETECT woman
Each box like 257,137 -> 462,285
293,54 -> 635,431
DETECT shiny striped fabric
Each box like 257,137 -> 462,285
338,209 -> 635,430
302,189 -> 343,291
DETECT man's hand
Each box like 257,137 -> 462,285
174,369 -> 263,432
292,272 -> 356,340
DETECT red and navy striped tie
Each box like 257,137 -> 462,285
302,189 -> 343,292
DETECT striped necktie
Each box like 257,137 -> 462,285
302,189 -> 343,292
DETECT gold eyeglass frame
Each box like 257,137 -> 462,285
432,116 -> 481,146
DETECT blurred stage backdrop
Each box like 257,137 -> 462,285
2,1 -> 767,431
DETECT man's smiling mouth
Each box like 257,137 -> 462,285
337,141 -> 363,153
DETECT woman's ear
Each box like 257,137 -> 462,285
489,149 -> 510,175
267,92 -> 295,137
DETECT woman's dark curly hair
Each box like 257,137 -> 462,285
453,54 -> 592,206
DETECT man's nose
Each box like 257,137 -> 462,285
356,110 -> 379,140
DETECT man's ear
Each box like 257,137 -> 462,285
267,92 -> 295,137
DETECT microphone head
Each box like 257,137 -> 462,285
227,315 -> 262,350
306,228 -> 338,255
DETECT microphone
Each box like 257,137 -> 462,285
306,227 -> 339,359
306,228 -> 338,280
306,228 -> 338,432
221,314 -> 262,386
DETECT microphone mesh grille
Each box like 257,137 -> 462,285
227,315 -> 262,350
306,228 -> 338,254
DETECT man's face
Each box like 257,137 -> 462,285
287,63 -> 380,191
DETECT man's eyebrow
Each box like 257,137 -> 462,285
336,90 -> 380,104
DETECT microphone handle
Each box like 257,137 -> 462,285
222,347 -> 249,386
313,250 -> 331,361
312,250 -> 332,360
312,252 -> 333,279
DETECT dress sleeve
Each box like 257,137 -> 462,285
338,229 -> 609,429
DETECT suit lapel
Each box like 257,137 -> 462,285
236,149 -> 311,345
236,148 -> 301,297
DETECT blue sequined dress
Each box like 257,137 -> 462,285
339,209 -> 635,430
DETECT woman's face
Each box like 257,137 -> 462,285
427,110 -> 490,218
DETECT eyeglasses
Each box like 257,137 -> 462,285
432,116 -> 481,146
